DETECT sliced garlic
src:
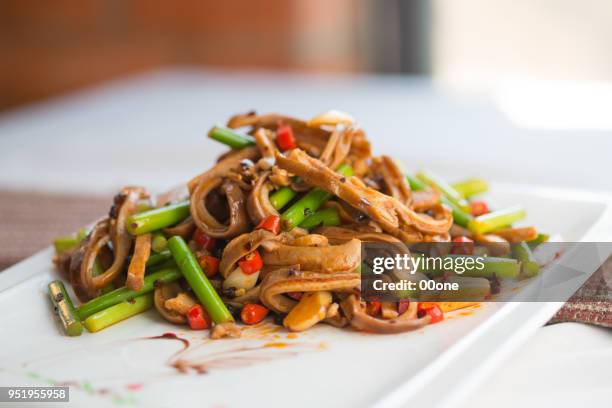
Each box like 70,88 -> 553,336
222,266 -> 260,291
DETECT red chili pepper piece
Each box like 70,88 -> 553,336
469,200 -> 490,216
451,236 -> 474,255
366,300 -> 381,316
238,251 -> 263,275
417,303 -> 444,324
198,255 -> 220,278
241,303 -> 269,325
187,304 -> 211,330
398,300 -> 410,315
256,215 -> 281,235
276,124 -> 297,151
193,229 -> 217,252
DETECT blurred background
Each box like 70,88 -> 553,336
1,0 -> 612,269
4,0 -> 612,110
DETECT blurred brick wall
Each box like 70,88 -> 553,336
0,0 -> 360,111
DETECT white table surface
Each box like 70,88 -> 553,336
0,68 -> 610,407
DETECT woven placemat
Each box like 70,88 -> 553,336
547,256 -> 611,328
0,190 -> 610,327
0,190 -> 109,270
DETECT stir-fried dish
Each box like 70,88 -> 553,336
49,110 -> 549,338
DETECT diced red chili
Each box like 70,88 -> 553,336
241,303 -> 269,325
198,255 -> 220,278
417,303 -> 444,324
193,229 -> 217,252
469,200 -> 489,216
256,215 -> 281,235
451,236 -> 474,255
187,304 -> 211,330
366,300 -> 381,316
398,300 -> 410,315
238,251 -> 263,275
276,124 -> 297,151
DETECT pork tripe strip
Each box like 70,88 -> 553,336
276,149 -> 452,242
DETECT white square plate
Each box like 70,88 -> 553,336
0,183 -> 610,408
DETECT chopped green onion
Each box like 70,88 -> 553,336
281,164 -> 353,230
527,233 -> 549,250
146,250 -> 173,267
405,174 -> 428,191
53,236 -> 79,253
151,231 -> 168,253
53,227 -> 89,253
84,294 -> 153,333
513,242 -> 540,278
451,178 -> 489,198
300,207 -> 341,230
467,256 -> 520,279
48,280 -> 82,336
417,170 -> 470,213
127,201 -> 190,235
77,267 -> 181,321
270,187 -> 297,210
167,236 -> 234,324
440,197 -> 473,228
208,125 -> 256,149
468,206 -> 526,235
